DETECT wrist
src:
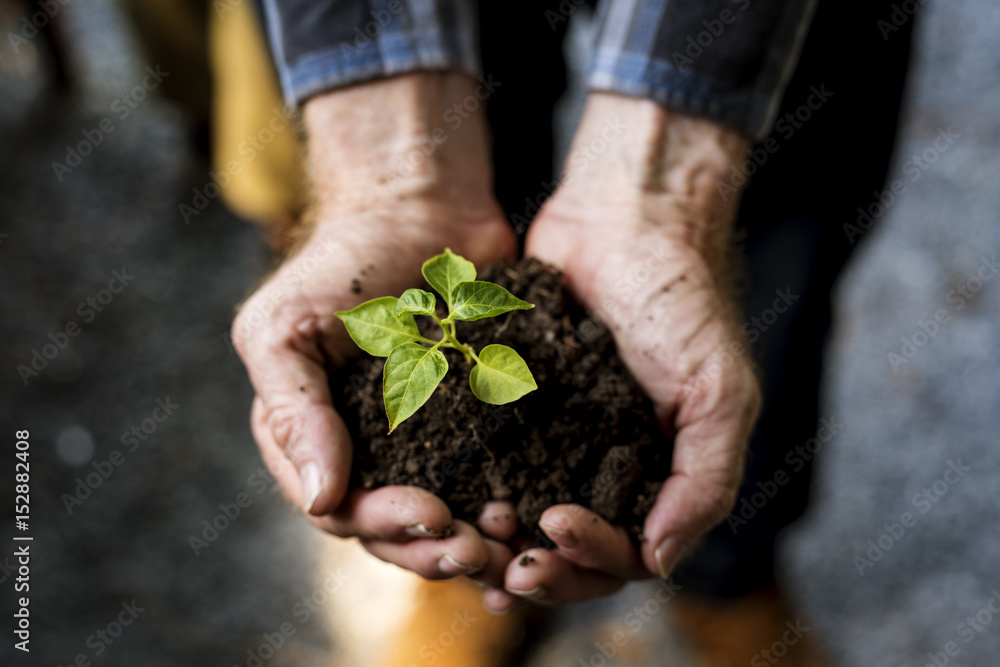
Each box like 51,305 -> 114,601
303,72 -> 497,214
552,93 -> 750,253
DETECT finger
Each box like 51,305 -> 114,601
473,537 -> 516,589
642,363 -> 761,578
254,411 -> 455,540
503,548 -> 626,605
361,520 -> 488,580
482,588 -> 525,615
539,505 -> 649,580
236,302 -> 350,515
477,501 -> 519,542
320,486 -> 459,540
249,394 -> 348,516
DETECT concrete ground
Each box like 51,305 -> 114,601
1,0 -> 998,666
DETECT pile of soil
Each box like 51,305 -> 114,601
331,258 -> 673,541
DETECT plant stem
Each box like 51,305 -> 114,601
466,345 -> 480,364
434,315 -> 478,365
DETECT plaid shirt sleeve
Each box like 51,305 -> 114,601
262,0 -> 480,106
263,0 -> 814,141
587,0 -> 818,140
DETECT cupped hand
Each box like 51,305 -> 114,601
483,96 -> 762,610
233,197 -> 517,578
232,72 -> 530,581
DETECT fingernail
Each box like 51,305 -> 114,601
300,462 -> 322,513
439,554 -> 483,576
505,585 -> 547,600
654,536 -> 685,579
539,522 -> 577,548
487,600 -> 528,616
404,523 -> 443,538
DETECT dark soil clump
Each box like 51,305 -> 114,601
331,258 -> 673,541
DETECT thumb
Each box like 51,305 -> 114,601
640,362 -> 760,577
233,310 -> 352,515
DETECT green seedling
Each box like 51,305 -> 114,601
335,249 -> 537,433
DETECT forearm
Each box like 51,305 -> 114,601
302,72 -> 497,217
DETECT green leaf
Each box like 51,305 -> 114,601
450,282 -> 534,322
469,344 -> 537,405
396,288 -> 437,318
384,343 -> 449,432
334,297 -> 423,357
422,248 -> 476,310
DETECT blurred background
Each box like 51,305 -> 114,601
1,0 -> 999,665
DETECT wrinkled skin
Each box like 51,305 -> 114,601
232,76 -> 761,611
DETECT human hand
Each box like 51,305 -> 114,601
233,73 -> 519,579
483,94 -> 762,610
